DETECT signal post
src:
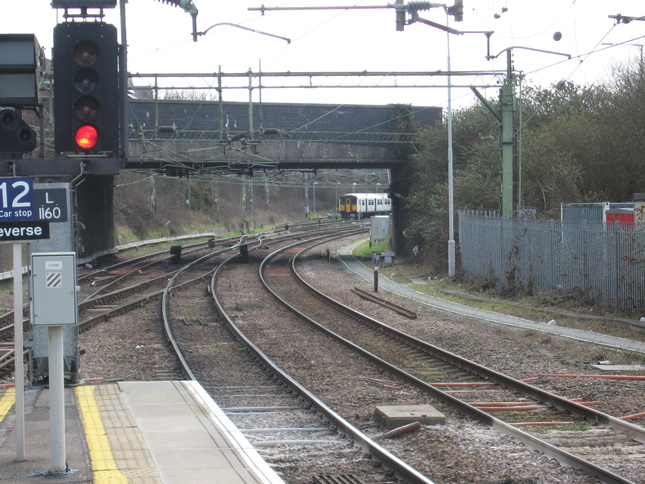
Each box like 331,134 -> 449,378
39,1 -> 121,474
0,0 -> 123,474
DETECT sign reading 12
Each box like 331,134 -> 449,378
0,177 -> 34,221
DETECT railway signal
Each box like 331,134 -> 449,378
0,34 -> 40,155
0,109 -> 37,153
53,22 -> 120,155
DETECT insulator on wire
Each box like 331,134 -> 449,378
407,1 -> 434,12
229,132 -> 246,142
154,0 -> 195,10
448,0 -> 464,21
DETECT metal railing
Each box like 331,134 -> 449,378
459,211 -> 645,311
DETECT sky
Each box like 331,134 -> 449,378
3,1 -> 645,110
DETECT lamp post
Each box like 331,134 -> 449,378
333,180 -> 340,218
304,173 -> 309,218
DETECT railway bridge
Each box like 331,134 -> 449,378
73,100 -> 442,258
125,100 -> 442,172
2,100 -> 441,261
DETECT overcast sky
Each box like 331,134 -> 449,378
4,1 -> 645,109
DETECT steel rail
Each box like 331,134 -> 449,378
351,286 -> 417,319
0,223 -> 337,343
159,225 -> 359,382
0,226 -> 350,382
161,249 -> 233,381
293,240 -> 645,439
0,236 -> 242,340
207,230 -> 435,484
0,349 -> 28,373
78,235 -> 220,283
262,238 -> 640,484
0,235 -> 226,334
159,233 -> 286,380
77,236 -> 268,330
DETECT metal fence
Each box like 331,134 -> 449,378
458,211 -> 645,311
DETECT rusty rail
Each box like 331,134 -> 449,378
351,287 -> 417,319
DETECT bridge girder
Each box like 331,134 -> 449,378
125,136 -> 399,173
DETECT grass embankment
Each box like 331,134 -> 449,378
346,237 -> 645,347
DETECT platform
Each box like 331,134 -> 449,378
0,380 -> 285,483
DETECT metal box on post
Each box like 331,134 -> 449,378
30,252 -> 77,326
29,252 -> 79,385
371,215 -> 390,244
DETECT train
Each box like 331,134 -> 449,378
339,193 -> 392,219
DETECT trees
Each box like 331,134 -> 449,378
404,104 -> 499,267
406,57 -> 645,272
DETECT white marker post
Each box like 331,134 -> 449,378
48,325 -> 65,472
13,243 -> 25,461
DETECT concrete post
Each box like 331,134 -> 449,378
500,50 -> 515,218
13,243 -> 24,461
48,326 -> 66,473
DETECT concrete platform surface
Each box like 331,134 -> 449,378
0,381 -> 285,484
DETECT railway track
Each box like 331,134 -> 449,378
3,224 -> 642,481
257,237 -> 645,484
206,234 -> 586,482
0,222 -> 351,380
162,229 -> 434,483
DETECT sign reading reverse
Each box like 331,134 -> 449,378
0,220 -> 49,241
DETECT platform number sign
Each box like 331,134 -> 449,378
0,177 -> 34,221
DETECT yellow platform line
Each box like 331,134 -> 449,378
75,386 -> 128,484
0,388 -> 15,422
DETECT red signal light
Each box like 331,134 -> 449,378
75,125 -> 99,150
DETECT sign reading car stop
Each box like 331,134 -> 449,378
0,177 -> 34,221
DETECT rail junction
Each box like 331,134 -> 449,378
3,225 -> 643,483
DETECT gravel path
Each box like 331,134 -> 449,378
337,241 -> 645,356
